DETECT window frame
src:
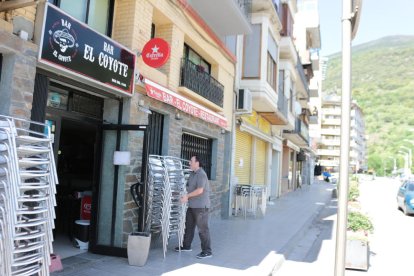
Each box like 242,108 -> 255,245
181,132 -> 214,179
242,24 -> 262,79
183,44 -> 211,74
48,0 -> 115,36
266,52 -> 277,90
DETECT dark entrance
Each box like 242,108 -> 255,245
54,118 -> 99,247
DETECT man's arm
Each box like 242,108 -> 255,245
180,187 -> 204,203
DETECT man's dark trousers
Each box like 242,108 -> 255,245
183,207 -> 211,253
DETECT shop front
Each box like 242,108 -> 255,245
32,3 -> 150,257
233,112 -> 281,216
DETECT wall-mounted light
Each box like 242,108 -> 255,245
220,129 -> 226,134
175,110 -> 183,120
138,99 -> 152,114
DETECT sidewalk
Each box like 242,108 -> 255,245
52,181 -> 335,276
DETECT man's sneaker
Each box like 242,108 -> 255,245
196,252 -> 212,259
174,246 -> 192,252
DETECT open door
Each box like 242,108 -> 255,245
90,124 -> 149,257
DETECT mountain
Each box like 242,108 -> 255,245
322,35 -> 414,174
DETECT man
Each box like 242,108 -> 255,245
175,155 -> 212,259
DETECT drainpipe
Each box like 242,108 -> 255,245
227,88 -> 238,218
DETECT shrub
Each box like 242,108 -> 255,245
348,181 -> 360,202
347,211 -> 374,233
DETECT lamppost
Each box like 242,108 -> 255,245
334,0 -> 363,275
400,145 -> 412,168
398,150 -> 410,176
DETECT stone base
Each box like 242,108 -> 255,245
345,239 -> 369,271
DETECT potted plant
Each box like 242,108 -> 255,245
346,210 -> 374,271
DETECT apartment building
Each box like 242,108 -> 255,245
231,0 -> 321,203
0,0 -> 249,257
318,95 -> 367,173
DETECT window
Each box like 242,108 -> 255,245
267,52 -> 277,90
242,24 -> 261,78
48,0 -> 114,35
181,133 -> 213,179
183,44 -> 211,74
278,70 -> 284,95
148,111 -> 164,155
47,83 -> 103,118
267,32 -> 278,90
289,87 -> 293,112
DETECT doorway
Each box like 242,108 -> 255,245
52,117 -> 100,258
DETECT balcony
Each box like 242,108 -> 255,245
179,58 -> 224,107
322,118 -> 341,126
296,57 -> 310,99
320,128 -> 340,136
321,139 -> 340,146
282,118 -> 309,147
309,76 -> 319,97
309,115 -> 318,124
240,75 -> 288,124
187,0 -> 252,36
317,149 -> 340,157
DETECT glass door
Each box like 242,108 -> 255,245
90,124 -> 149,256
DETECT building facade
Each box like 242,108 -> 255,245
318,95 -> 367,173
0,0 -> 249,256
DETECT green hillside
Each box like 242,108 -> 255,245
323,35 -> 414,175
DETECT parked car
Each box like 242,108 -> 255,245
397,181 -> 414,215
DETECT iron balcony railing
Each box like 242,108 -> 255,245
278,90 -> 288,119
296,53 -> 310,98
180,58 -> 224,107
295,118 -> 309,143
236,0 -> 252,21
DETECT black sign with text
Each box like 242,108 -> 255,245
39,4 -> 136,96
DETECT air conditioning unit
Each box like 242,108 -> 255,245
236,89 -> 252,114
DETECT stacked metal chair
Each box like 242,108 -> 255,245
0,115 -> 58,276
147,155 -> 189,258
234,184 -> 267,218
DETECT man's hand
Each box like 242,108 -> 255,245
180,195 -> 189,203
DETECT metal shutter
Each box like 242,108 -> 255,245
255,139 -> 266,185
235,127 -> 252,185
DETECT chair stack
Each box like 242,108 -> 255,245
0,115 -> 58,276
234,184 -> 267,218
147,155 -> 189,258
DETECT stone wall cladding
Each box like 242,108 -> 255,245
0,29 -> 38,120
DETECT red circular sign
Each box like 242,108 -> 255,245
142,38 -> 171,68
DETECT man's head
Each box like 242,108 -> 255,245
189,155 -> 202,171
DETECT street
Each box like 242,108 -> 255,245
276,176 -> 414,275
348,177 -> 414,275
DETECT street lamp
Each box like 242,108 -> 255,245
398,150 -> 410,176
334,0 -> 363,275
400,145 -> 412,168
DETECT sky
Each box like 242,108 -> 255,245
319,0 -> 414,56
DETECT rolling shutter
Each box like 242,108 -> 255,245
235,127 -> 252,185
255,138 -> 266,185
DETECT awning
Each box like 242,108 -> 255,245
239,118 -> 281,147
144,78 -> 228,128
285,140 -> 300,152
